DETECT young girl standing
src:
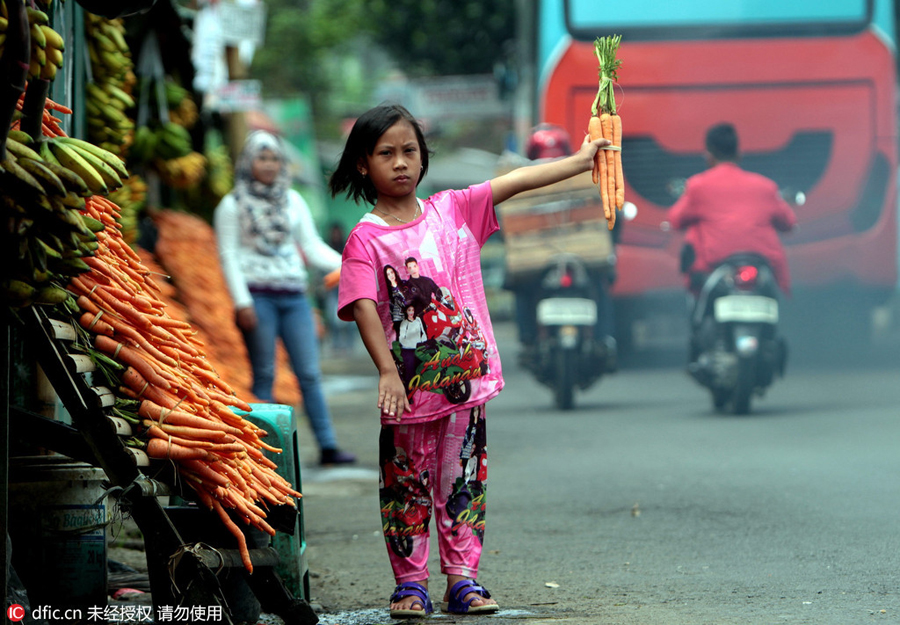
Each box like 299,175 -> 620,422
330,104 -> 609,618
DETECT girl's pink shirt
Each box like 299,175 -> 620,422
338,181 -> 503,424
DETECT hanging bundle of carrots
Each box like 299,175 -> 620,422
27,97 -> 300,574
588,34 -> 624,231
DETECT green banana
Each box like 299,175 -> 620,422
50,257 -> 90,275
57,137 -> 129,179
81,216 -> 106,233
1,158 -> 47,195
49,141 -> 108,195
17,157 -> 67,196
101,22 -> 128,52
105,85 -> 135,109
58,190 -> 87,209
5,137 -> 44,162
8,129 -> 35,145
35,285 -> 71,306
2,279 -> 37,302
85,81 -> 110,105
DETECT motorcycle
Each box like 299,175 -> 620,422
686,253 -> 786,414
521,253 -> 617,410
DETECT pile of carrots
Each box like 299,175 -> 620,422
31,99 -> 300,573
588,34 -> 624,230
150,209 -> 301,406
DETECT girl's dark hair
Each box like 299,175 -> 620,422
329,103 -> 430,205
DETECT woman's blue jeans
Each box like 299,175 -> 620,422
242,291 -> 338,451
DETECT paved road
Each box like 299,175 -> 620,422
301,321 -> 900,625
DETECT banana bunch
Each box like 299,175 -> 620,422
108,173 -> 147,244
1,131 -> 106,309
164,80 -> 199,130
131,121 -> 193,164
153,151 -> 207,190
84,14 -> 136,154
0,4 -> 65,82
85,80 -> 136,153
205,140 -> 234,201
44,136 -> 130,197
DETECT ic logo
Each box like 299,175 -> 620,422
7,604 -> 25,622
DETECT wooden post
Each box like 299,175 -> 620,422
224,45 -> 249,162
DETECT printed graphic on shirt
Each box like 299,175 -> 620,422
384,257 -> 491,406
447,405 -> 487,542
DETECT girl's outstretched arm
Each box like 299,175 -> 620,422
490,135 -> 611,205
351,299 -> 411,421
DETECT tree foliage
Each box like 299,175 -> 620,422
250,0 -> 367,102
249,0 -> 517,136
365,0 -> 517,76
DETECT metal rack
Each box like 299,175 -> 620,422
5,306 -> 318,624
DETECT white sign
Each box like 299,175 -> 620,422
377,75 -> 506,121
209,80 -> 262,112
219,1 -> 267,46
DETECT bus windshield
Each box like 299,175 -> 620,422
565,0 -> 872,39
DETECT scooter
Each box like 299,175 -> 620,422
687,253 -> 786,414
523,253 -> 616,410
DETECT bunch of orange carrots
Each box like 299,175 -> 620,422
32,99 -> 298,573
587,34 -> 624,231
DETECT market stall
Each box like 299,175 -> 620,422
1,1 -> 315,622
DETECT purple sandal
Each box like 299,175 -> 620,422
441,579 -> 500,614
389,581 -> 434,618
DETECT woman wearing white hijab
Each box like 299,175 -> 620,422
214,130 -> 355,465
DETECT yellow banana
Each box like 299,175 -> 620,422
49,141 -> 108,195
57,137 -> 129,179
4,140 -> 39,164
66,143 -> 123,190
33,45 -> 46,68
30,21 -> 46,48
40,25 -> 63,51
26,7 -> 49,26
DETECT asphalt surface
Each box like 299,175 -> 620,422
299,319 -> 900,625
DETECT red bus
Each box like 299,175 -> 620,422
537,0 -> 898,350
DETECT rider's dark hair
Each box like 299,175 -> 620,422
705,123 -> 739,162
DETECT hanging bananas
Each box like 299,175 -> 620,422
108,173 -> 147,244
153,151 -> 207,190
0,3 -> 65,82
84,13 -> 136,154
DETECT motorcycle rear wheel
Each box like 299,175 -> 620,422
554,349 -> 575,410
732,356 -> 755,415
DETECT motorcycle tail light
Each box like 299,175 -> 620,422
734,265 -> 758,289
560,272 -> 573,288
